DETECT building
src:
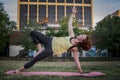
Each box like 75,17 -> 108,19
17,0 -> 94,30
103,9 -> 120,19
111,9 -> 120,17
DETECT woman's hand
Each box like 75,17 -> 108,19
79,70 -> 83,74
72,7 -> 77,14
78,67 -> 83,74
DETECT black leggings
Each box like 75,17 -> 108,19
24,30 -> 53,69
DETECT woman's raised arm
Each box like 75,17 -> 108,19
68,7 -> 77,37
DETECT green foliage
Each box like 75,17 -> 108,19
16,21 -> 44,53
0,1 -> 16,54
92,16 -> 120,52
73,27 -> 91,36
59,16 -> 69,28
56,26 -> 69,37
46,16 -> 91,37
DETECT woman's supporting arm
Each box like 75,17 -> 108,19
72,48 -> 83,73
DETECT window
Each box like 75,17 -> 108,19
20,4 -> 28,28
76,6 -> 82,21
30,0 -> 37,2
29,5 -> 37,21
66,0 -> 73,3
84,0 -> 91,4
39,0 -> 46,2
39,5 -> 46,21
84,6 -> 92,27
48,5 -> 55,23
57,0 -> 64,3
57,6 -> 64,22
48,0 -> 55,2
75,0 -> 82,3
20,0 -> 28,2
66,6 -> 72,16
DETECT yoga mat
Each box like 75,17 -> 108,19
5,70 -> 106,77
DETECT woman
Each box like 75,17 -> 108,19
15,7 -> 92,74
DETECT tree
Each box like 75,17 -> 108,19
16,21 -> 44,54
0,1 -> 16,56
92,16 -> 120,58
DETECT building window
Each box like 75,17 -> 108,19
76,6 -> 82,27
20,4 -> 28,28
30,0 -> 37,2
76,6 -> 82,21
20,0 -> 28,2
75,0 -> 82,3
39,0 -> 46,2
84,6 -> 91,27
84,0 -> 91,4
48,5 -> 55,23
48,0 -> 55,2
66,0 -> 73,3
18,0 -> 93,30
39,5 -> 46,21
57,0 -> 64,3
29,5 -> 37,21
57,6 -> 64,22
66,6 -> 72,16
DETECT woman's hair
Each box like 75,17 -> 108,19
79,35 -> 92,51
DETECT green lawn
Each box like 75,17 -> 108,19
0,60 -> 120,80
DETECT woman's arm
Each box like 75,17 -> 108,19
72,48 -> 83,73
68,7 -> 76,37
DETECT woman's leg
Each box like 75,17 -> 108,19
30,30 -> 49,45
15,31 -> 53,74
30,30 -> 50,57
24,49 -> 52,69
15,49 -> 52,74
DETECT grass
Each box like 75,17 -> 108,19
0,60 -> 120,80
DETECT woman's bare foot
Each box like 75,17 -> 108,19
14,67 -> 25,74
14,70 -> 22,74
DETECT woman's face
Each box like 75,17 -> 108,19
76,35 -> 87,42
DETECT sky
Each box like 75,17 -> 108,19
1,0 -> 120,26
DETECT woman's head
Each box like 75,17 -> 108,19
76,35 -> 92,51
